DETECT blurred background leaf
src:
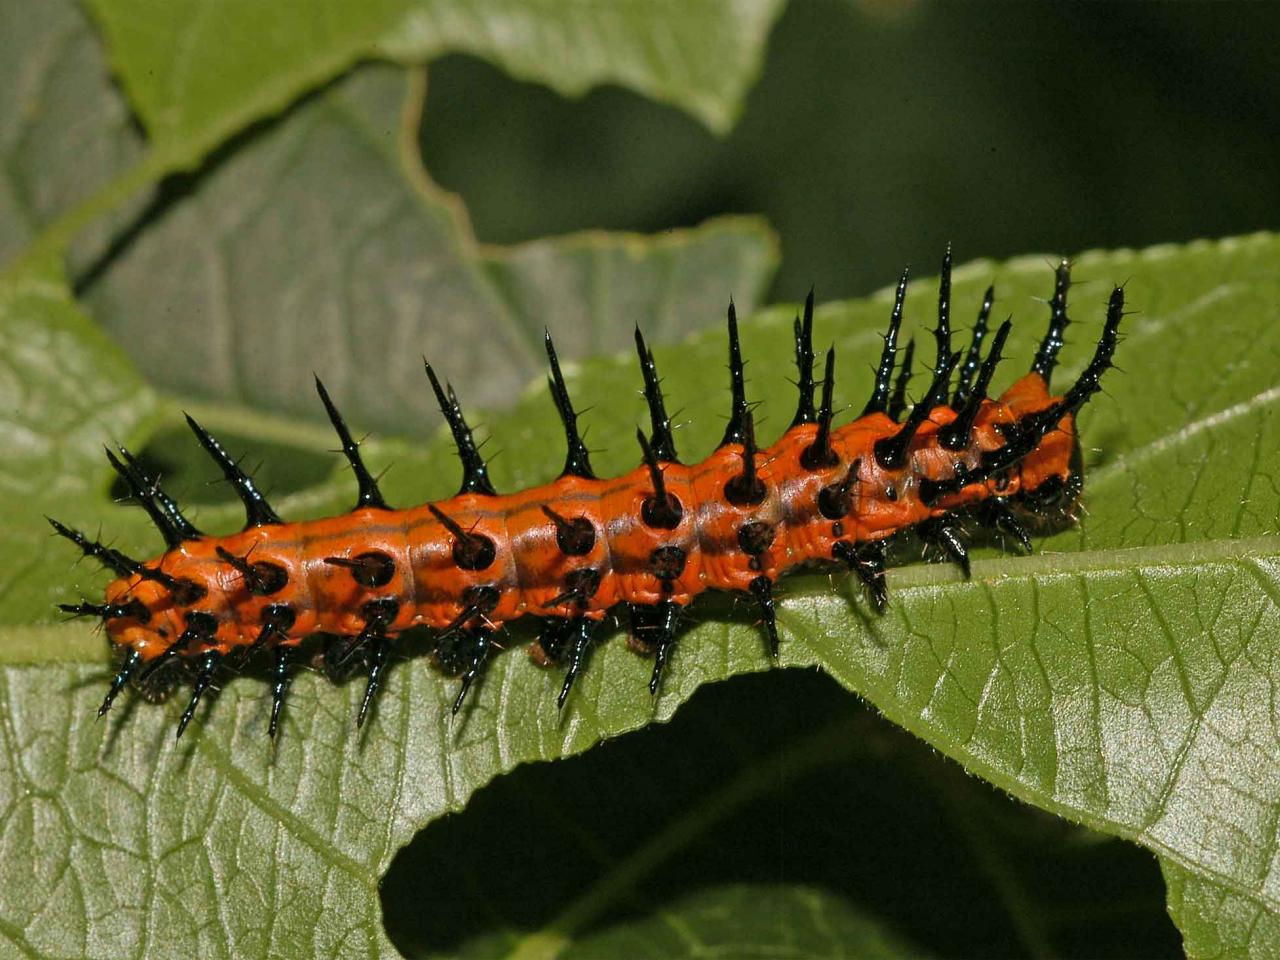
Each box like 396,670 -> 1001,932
0,0 -> 145,266
418,0 -> 1280,301
82,0 -> 785,153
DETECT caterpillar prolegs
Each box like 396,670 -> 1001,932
52,250 -> 1123,739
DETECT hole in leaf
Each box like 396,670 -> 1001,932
380,671 -> 1178,958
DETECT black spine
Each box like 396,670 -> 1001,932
540,505 -> 595,556
637,430 -> 683,529
873,351 -> 961,470
633,327 -> 678,463
640,601 -> 681,695
833,540 -> 888,613
952,285 -> 994,408
115,446 -> 202,541
269,646 -> 291,739
452,628 -> 493,714
47,517 -> 141,579
927,284 -> 1124,500
424,360 -> 496,496
98,649 -> 141,717
791,288 -> 817,427
176,650 -> 220,739
1031,259 -> 1072,386
139,613 -> 216,685
59,599 -> 149,622
544,331 -> 595,479
556,618 -> 595,709
428,504 -> 497,570
314,376 -> 388,509
215,546 -> 287,596
721,300 -> 750,446
184,414 -> 283,527
234,604 -> 295,668
862,268 -> 908,417
938,318 -> 1012,451
801,348 -> 839,470
920,518 -> 971,579
1045,285 -> 1123,418
749,576 -> 779,658
105,448 -> 181,548
888,338 -> 915,422
933,244 -> 954,377
724,411 -> 766,506
356,602 -> 398,728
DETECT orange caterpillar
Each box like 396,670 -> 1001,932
52,251 -> 1123,739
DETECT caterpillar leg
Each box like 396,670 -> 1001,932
357,637 -> 390,728
269,646 -> 292,739
176,650 -> 220,739
748,576 -> 779,658
628,601 -> 682,695
436,627 -> 493,714
833,540 -> 889,613
534,617 -> 598,708
99,648 -> 141,717
918,517 -> 972,579
974,497 -> 1033,555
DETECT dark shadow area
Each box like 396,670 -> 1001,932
109,420 -> 335,512
382,669 -> 1180,958
420,0 -> 1280,302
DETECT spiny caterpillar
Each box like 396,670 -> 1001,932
52,250 -> 1123,739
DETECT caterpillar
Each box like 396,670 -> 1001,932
51,250 -> 1123,740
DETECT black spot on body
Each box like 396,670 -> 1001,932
556,517 -> 595,555
642,494 -> 683,530
262,603 -> 296,632
818,486 -> 850,520
169,579 -> 208,606
542,506 -> 596,555
348,552 -> 396,591
252,561 -> 287,595
650,545 -> 687,582
361,597 -> 400,627
453,534 -> 495,571
724,474 -> 766,506
556,568 -> 601,605
737,521 -> 774,556
461,584 -> 501,614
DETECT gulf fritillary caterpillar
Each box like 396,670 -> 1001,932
52,250 -> 1122,739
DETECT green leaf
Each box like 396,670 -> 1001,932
0,0 -> 145,266
385,669 -> 1174,957
82,64 -> 779,429
1163,860 -> 1280,960
6,234 -> 1278,956
0,256 -> 156,627
82,0 -> 786,169
554,883 -> 929,960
